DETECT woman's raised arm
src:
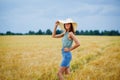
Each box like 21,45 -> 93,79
52,21 -> 64,38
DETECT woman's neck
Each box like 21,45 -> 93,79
66,29 -> 70,32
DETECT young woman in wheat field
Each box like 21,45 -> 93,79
52,18 -> 80,80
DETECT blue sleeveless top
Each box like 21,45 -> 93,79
62,32 -> 73,48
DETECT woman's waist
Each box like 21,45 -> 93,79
62,46 -> 71,49
61,47 -> 72,53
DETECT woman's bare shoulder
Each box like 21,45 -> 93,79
69,32 -> 75,36
62,31 -> 66,35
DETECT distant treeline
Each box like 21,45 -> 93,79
0,29 -> 120,36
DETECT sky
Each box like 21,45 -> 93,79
0,0 -> 120,33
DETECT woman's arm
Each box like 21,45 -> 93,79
69,32 -> 80,51
52,21 -> 64,38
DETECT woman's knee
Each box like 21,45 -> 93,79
65,67 -> 70,75
57,67 -> 65,75
57,71 -> 62,76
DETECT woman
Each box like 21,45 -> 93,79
52,18 -> 80,80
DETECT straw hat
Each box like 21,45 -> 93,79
58,18 -> 77,31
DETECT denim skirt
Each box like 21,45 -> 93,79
60,48 -> 72,67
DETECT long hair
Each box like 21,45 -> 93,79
64,23 -> 75,34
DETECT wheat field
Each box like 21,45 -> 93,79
0,35 -> 120,80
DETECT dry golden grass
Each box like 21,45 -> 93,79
0,35 -> 120,80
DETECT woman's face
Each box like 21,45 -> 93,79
64,23 -> 71,30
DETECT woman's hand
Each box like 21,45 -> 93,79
55,21 -> 59,26
52,21 -> 64,38
64,48 -> 70,52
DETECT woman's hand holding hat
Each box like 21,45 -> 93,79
55,21 -> 59,27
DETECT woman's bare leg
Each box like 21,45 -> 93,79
65,67 -> 70,75
57,67 -> 66,80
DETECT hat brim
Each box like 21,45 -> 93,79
58,20 -> 77,32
